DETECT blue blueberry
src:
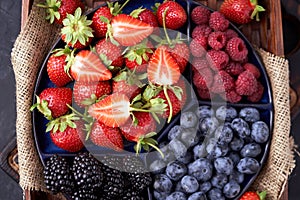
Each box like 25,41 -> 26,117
230,137 -> 244,151
198,117 -> 219,137
207,143 -> 229,159
214,124 -> 233,144
187,192 -> 207,200
160,144 -> 176,163
206,138 -> 217,153
166,192 -> 187,200
181,175 -> 199,193
214,157 -> 234,175
231,118 -> 251,138
223,180 -> 241,198
229,170 -> 244,184
153,190 -> 169,200
211,173 -> 228,189
199,181 -> 212,193
228,152 -> 240,166
188,158 -> 213,182
166,161 -> 187,181
180,128 -> 200,148
177,150 -> 193,164
153,174 -> 173,193
196,106 -> 214,119
149,159 -> 166,174
181,111 -> 198,128
175,179 -> 186,193
216,106 -> 237,122
237,157 -> 260,174
193,144 -> 207,160
168,125 -> 184,140
169,138 -> 188,160
208,188 -> 225,200
251,121 -> 269,143
240,143 -> 262,157
239,107 -> 260,123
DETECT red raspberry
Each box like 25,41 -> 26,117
209,11 -> 229,31
247,82 -> 264,102
190,36 -> 208,57
196,88 -> 214,100
224,29 -> 238,40
208,31 -> 227,50
191,6 -> 211,25
192,24 -> 212,38
226,37 -> 248,62
225,61 -> 244,76
193,67 -> 214,89
192,57 -> 209,72
223,89 -> 242,103
235,71 -> 258,96
207,50 -> 229,71
211,70 -> 235,93
243,63 -> 261,78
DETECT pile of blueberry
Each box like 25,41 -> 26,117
149,105 -> 270,200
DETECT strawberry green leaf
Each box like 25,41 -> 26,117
113,71 -> 127,81
132,93 -> 142,103
100,16 -> 110,24
170,85 -> 183,101
130,7 -> 146,18
99,53 -> 113,66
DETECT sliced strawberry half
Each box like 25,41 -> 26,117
70,50 -> 112,82
110,14 -> 154,46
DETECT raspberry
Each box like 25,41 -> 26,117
247,82 -> 264,102
235,71 -> 258,96
193,67 -> 214,89
209,11 -> 229,31
224,29 -> 238,40
211,70 -> 235,93
192,25 -> 212,38
196,88 -> 213,100
208,31 -> 227,50
207,50 -> 229,71
223,89 -> 242,103
225,61 -> 244,76
226,37 -> 248,62
191,6 -> 211,25
243,63 -> 261,78
190,36 -> 208,57
192,57 -> 209,72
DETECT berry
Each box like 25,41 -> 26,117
188,158 -> 213,182
196,88 -> 213,100
209,11 -> 229,31
239,107 -> 260,123
180,111 -> 198,128
43,155 -> 74,194
240,143 -> 262,157
216,106 -> 237,122
247,82 -> 264,102
206,143 -> 229,159
193,144 -> 207,160
240,191 -> 267,200
160,144 -> 176,164
191,6 -> 211,25
199,181 -> 212,193
224,29 -> 238,40
214,157 -> 234,175
137,8 -> 159,29
243,63 -> 261,78
211,70 -> 235,93
223,180 -> 241,198
228,152 -> 241,166
190,37 -> 208,57
196,106 -> 214,119
224,89 -> 242,103
225,61 -> 244,76
91,6 -> 113,38
175,179 -> 186,193
192,25 -> 212,39
237,157 -> 260,174
169,138 -> 188,160
166,192 -> 187,200
192,57 -> 209,72
211,173 -> 228,189
181,175 -> 199,193
149,160 -> 166,174
188,192 -> 206,200
230,137 -> 245,151
153,174 -> 173,193
207,50 -> 229,71
122,187 -> 144,200
168,125 -> 184,140
153,190 -> 169,200
166,161 -> 187,181
229,170 -> 245,184
198,117 -> 219,137
226,37 -> 248,62
72,189 -> 98,200
180,128 -> 200,148
177,150 -> 193,165
251,121 -> 270,143
193,67 -> 214,89
214,125 -> 234,144
95,39 -> 124,67
208,31 -> 227,50
208,188 -> 225,200
231,118 -> 251,138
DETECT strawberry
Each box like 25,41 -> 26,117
130,8 -> 159,34
90,121 -> 123,151
73,81 -> 112,108
70,50 -> 112,82
31,87 -> 72,120
37,0 -> 84,24
166,42 -> 190,73
61,8 -> 94,49
47,114 -> 84,152
240,191 -> 267,200
220,0 -> 265,24
95,38 -> 124,68
110,14 -> 154,46
156,1 -> 187,30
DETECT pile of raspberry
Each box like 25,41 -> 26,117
190,6 -> 264,103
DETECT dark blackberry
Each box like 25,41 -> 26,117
72,189 -> 98,200
122,187 -> 145,200
43,154 -> 74,195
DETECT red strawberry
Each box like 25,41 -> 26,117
157,1 -> 187,30
73,81 -> 112,108
110,14 -> 154,46
131,8 -> 159,34
240,191 -> 266,200
220,0 -> 265,24
95,38 -> 124,68
38,0 -> 84,24
70,50 -> 112,82
91,7 -> 113,38
166,43 -> 190,73
90,121 -> 123,151
31,87 -> 72,120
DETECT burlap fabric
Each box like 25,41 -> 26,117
11,1 -> 295,199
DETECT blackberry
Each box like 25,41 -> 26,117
43,154 -> 74,195
72,189 -> 98,200
122,187 -> 145,200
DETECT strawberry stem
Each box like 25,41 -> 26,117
116,0 -> 131,14
147,142 -> 164,158
162,8 -> 172,45
163,86 -> 173,123
250,0 -> 265,21
258,191 -> 267,200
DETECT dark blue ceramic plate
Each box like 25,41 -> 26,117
32,0 -> 273,199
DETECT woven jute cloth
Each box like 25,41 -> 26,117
11,1 -> 295,199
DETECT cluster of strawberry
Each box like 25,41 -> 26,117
32,0 -> 192,155
190,6 -> 264,103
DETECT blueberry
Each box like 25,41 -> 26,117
149,159 -> 166,174
153,190 -> 169,200
166,192 -> 187,200
240,143 -> 262,157
196,106 -> 214,119
207,143 -> 229,159
198,117 -> 219,137
214,157 -> 234,175
153,174 -> 173,193
228,152 -> 240,166
193,144 -> 207,160
211,173 -> 228,189
237,157 -> 260,174
181,175 -> 199,193
181,111 -> 198,128
216,106 -> 237,122
175,179 -> 186,193
160,144 -> 176,163
168,125 -> 184,140
177,150 -> 193,164
214,124 -> 233,144
206,138 -> 218,153
251,121 -> 269,143
239,107 -> 260,123
231,118 -> 250,138
188,192 -> 207,200
208,188 -> 225,200
229,170 -> 244,184
188,158 -> 213,182
223,180 -> 241,198
199,181 -> 212,193
166,161 -> 187,181
169,138 -> 188,160
230,137 -> 244,151
181,128 -> 200,148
